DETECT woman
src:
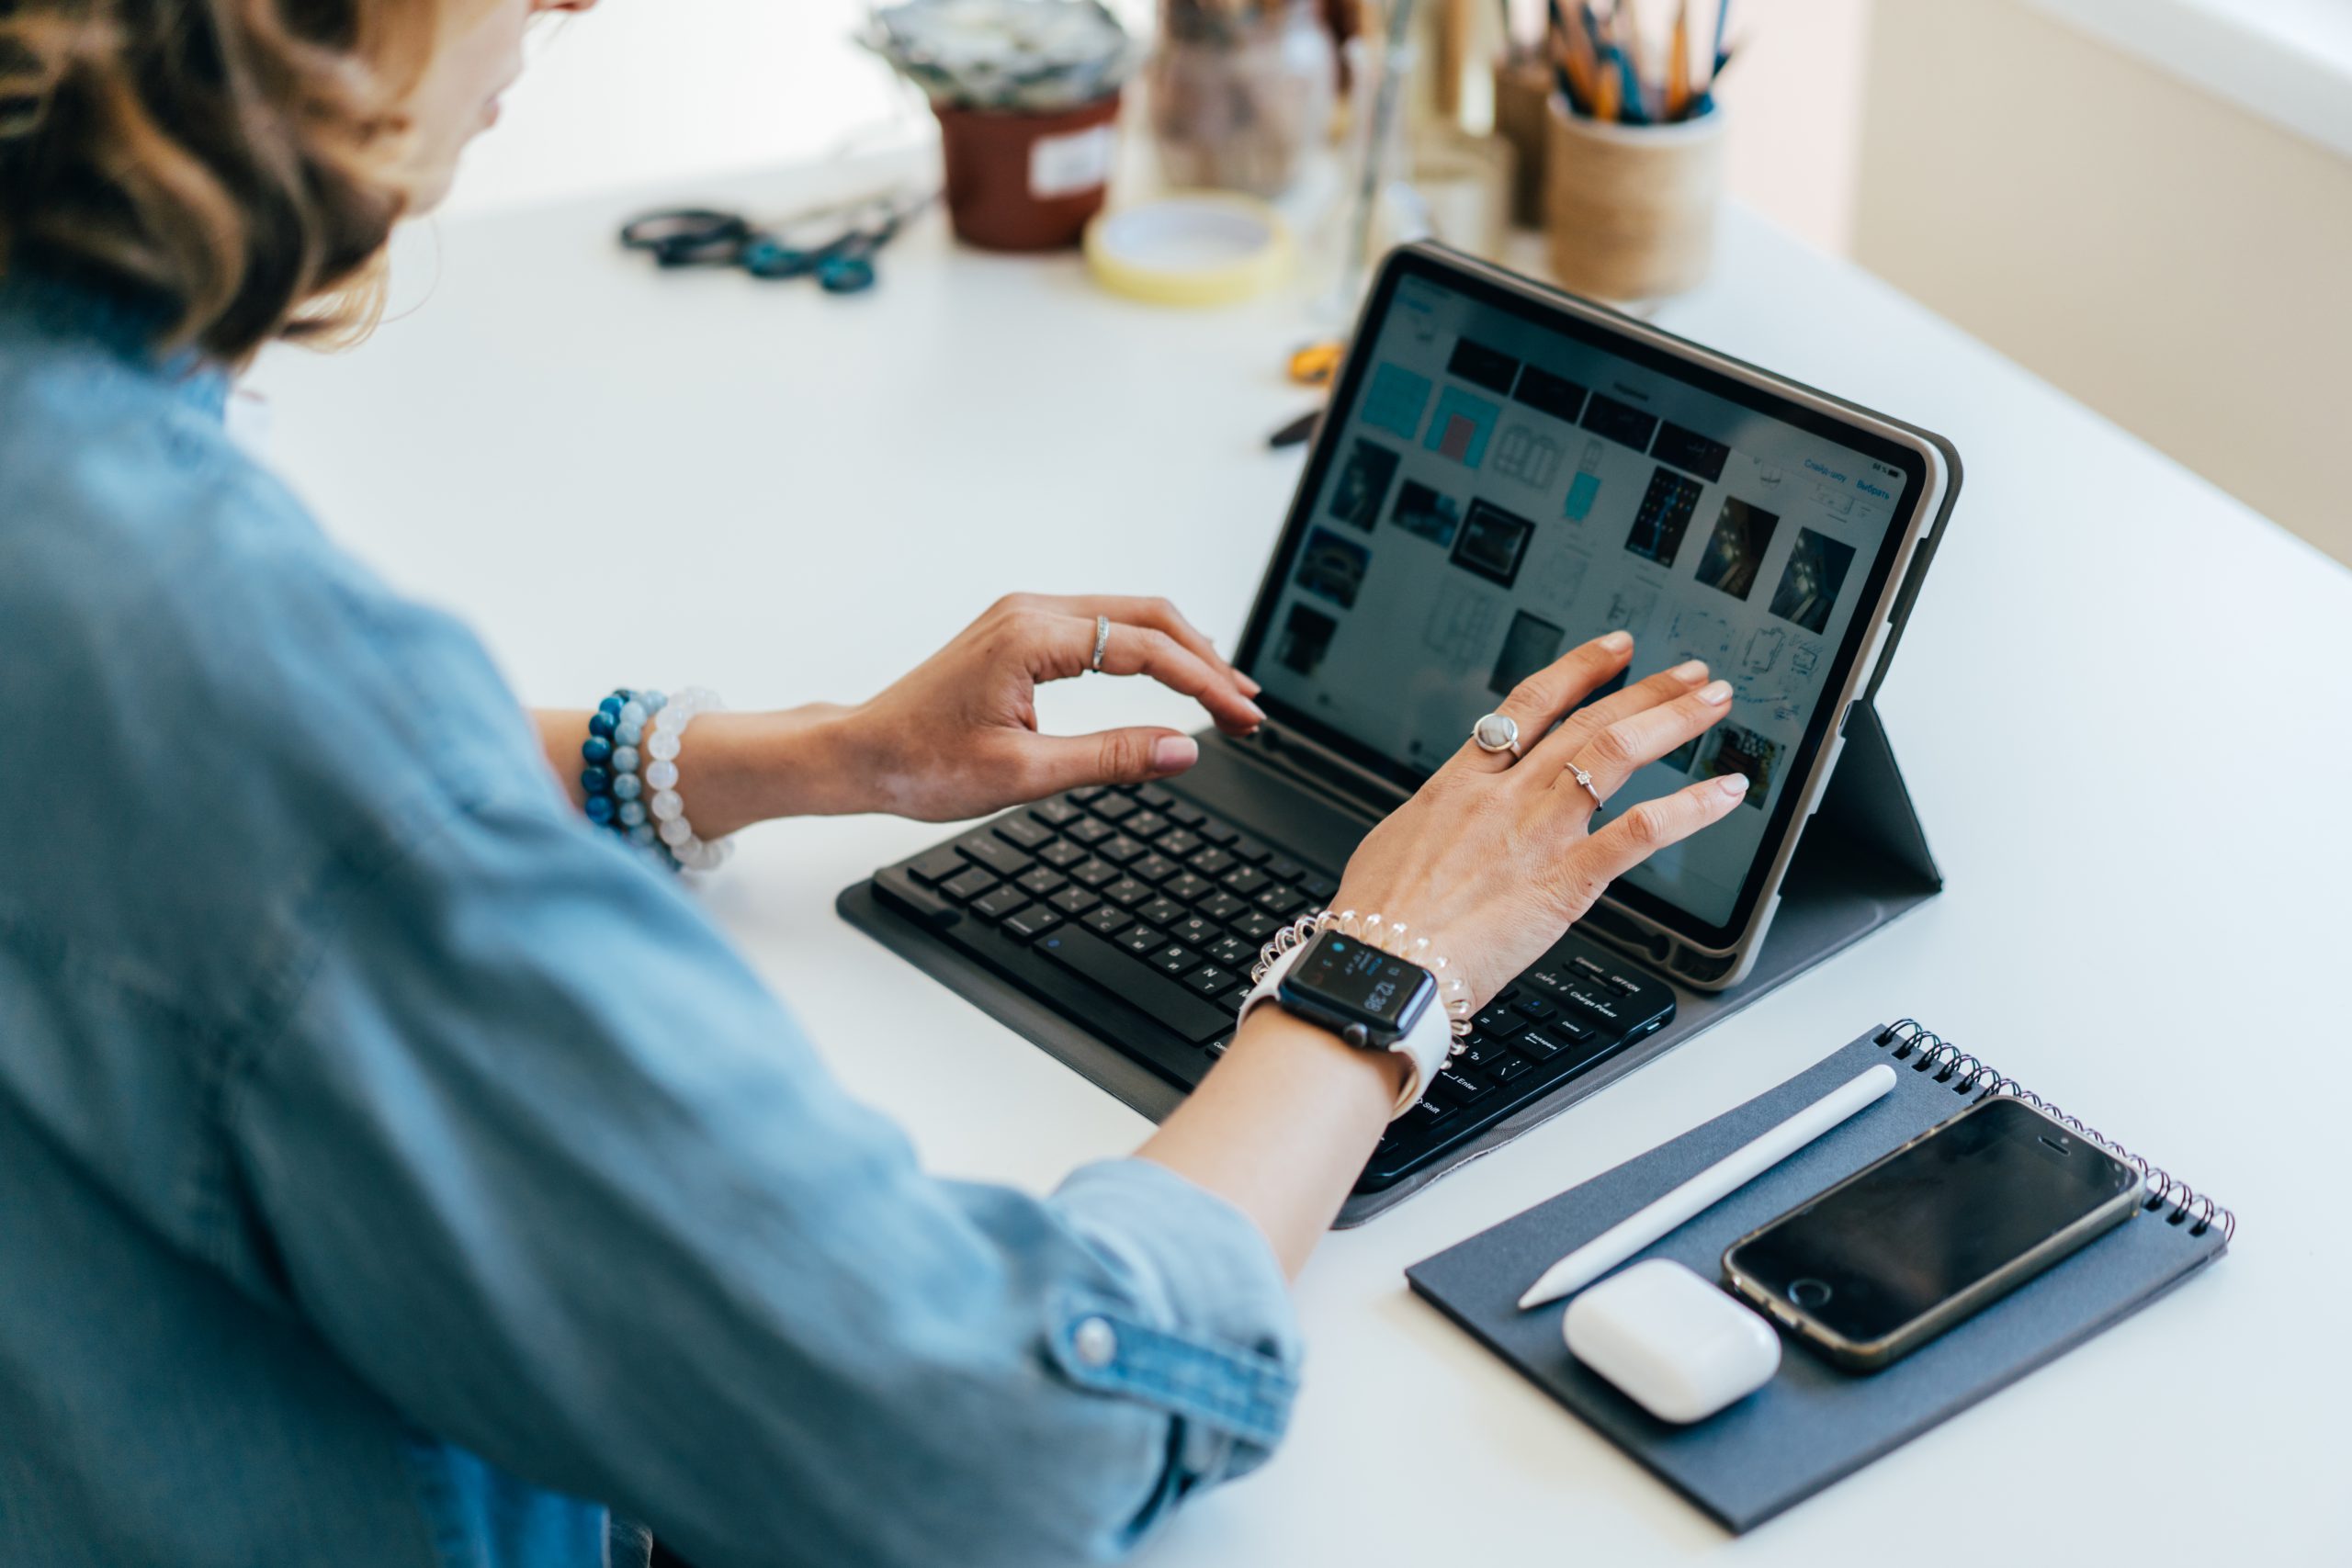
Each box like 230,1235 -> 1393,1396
0,3 -> 1749,1565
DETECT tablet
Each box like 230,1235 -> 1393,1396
1236,244 -> 1951,987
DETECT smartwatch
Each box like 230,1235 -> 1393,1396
1237,928 -> 1455,1117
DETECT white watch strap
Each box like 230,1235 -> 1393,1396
1236,942 -> 1455,1120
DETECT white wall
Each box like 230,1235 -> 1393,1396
1856,0 -> 2352,564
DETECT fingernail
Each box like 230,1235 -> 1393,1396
1700,681 -> 1733,705
1600,630 -> 1632,652
1153,736 -> 1199,772
1240,674 -> 1263,696
1673,660 -> 1707,682
1719,773 -> 1749,797
1242,698 -> 1267,724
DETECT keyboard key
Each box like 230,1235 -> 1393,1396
1067,818 -> 1113,845
1605,974 -> 1643,996
1207,935 -> 1254,967
994,817 -> 1053,851
1455,1034 -> 1510,1072
1154,828 -> 1203,859
1130,853 -> 1181,884
1170,916 -> 1219,948
1547,1012 -> 1595,1043
1037,840 -> 1086,869
1226,835 -> 1272,865
1187,846 -> 1235,877
1492,1055 -> 1533,1082
1124,809 -> 1170,839
1163,872 -> 1213,904
1511,1026 -> 1564,1061
956,834 -> 1031,878
1234,911 -> 1280,943
1069,857 -> 1118,888
1001,906 -> 1061,942
1511,996 -> 1556,1021
1149,944 -> 1200,977
1199,891 -> 1248,924
1474,1005 -> 1518,1033
1117,924 -> 1166,955
1015,866 -> 1068,898
1299,872 -> 1340,901
1082,905 -> 1134,937
906,847 -> 968,886
1136,897 -> 1186,929
1102,876 -> 1152,908
1397,1099 -> 1449,1133
1194,818 -> 1238,846
971,886 -> 1028,920
941,866 -> 998,902
1135,785 -> 1176,809
1182,964 -> 1238,997
1221,865 -> 1270,897
1571,955 -> 1610,982
1048,886 -> 1101,919
1091,794 -> 1139,822
1069,786 -> 1108,803
1165,801 -> 1207,827
1032,798 -> 1082,827
1430,1069 -> 1495,1108
1265,855 -> 1306,882
1098,834 -> 1148,864
1253,884 -> 1306,917
1034,929 -> 1237,1045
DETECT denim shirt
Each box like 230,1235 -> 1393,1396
0,274 -> 1302,1568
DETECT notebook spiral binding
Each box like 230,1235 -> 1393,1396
1872,1019 -> 2235,1244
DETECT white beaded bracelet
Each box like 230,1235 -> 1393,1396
643,685 -> 734,873
1247,908 -> 1476,1044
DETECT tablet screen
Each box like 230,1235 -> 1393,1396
1244,258 -> 1925,942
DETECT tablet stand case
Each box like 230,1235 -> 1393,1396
838,696 -> 1940,1226
838,291 -> 1964,1225
1404,1025 -> 2233,1532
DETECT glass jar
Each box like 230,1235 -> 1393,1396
1148,0 -> 1338,198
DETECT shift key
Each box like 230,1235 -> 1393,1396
1035,928 -> 1235,1043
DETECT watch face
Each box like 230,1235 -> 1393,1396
1286,930 -> 1436,1034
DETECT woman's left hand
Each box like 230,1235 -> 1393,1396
548,594 -> 1264,835
831,593 -> 1265,822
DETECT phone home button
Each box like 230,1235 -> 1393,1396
1788,1278 -> 1835,1310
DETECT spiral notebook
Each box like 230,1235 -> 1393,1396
1405,1022 -> 2234,1533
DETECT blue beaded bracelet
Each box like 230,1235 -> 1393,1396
582,687 -> 679,868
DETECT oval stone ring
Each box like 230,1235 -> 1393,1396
1470,711 -> 1522,761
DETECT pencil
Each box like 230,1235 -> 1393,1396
1667,0 -> 1690,119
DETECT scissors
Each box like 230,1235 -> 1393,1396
618,189 -> 933,295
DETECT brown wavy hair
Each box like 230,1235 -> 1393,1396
0,0 -> 444,363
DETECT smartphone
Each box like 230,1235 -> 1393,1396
1722,1097 -> 2143,1371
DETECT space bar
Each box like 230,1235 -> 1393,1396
1036,929 -> 1234,1044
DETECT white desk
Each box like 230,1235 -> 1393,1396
253,157 -> 2352,1564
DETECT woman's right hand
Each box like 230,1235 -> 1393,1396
1329,629 -> 1751,1012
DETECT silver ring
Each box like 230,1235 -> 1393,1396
1470,712 -> 1521,759
1090,615 -> 1111,673
1566,762 -> 1605,809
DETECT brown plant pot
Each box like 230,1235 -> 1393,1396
933,92 -> 1123,252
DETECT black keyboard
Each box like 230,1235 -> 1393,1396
872,781 -> 1676,1192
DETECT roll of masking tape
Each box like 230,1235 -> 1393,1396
1084,194 -> 1292,307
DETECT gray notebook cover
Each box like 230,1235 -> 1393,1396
1405,1025 -> 2233,1534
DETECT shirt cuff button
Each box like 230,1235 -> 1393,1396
1073,1316 -> 1119,1369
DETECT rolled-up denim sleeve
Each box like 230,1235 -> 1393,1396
227,790 -> 1302,1568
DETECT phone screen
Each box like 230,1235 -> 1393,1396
1729,1099 -> 2141,1348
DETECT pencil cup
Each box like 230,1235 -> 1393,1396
1543,96 -> 1724,302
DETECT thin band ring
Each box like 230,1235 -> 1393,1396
1566,762 -> 1605,809
1090,615 -> 1111,673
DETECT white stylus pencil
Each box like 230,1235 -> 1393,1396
1516,1063 -> 1899,1311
